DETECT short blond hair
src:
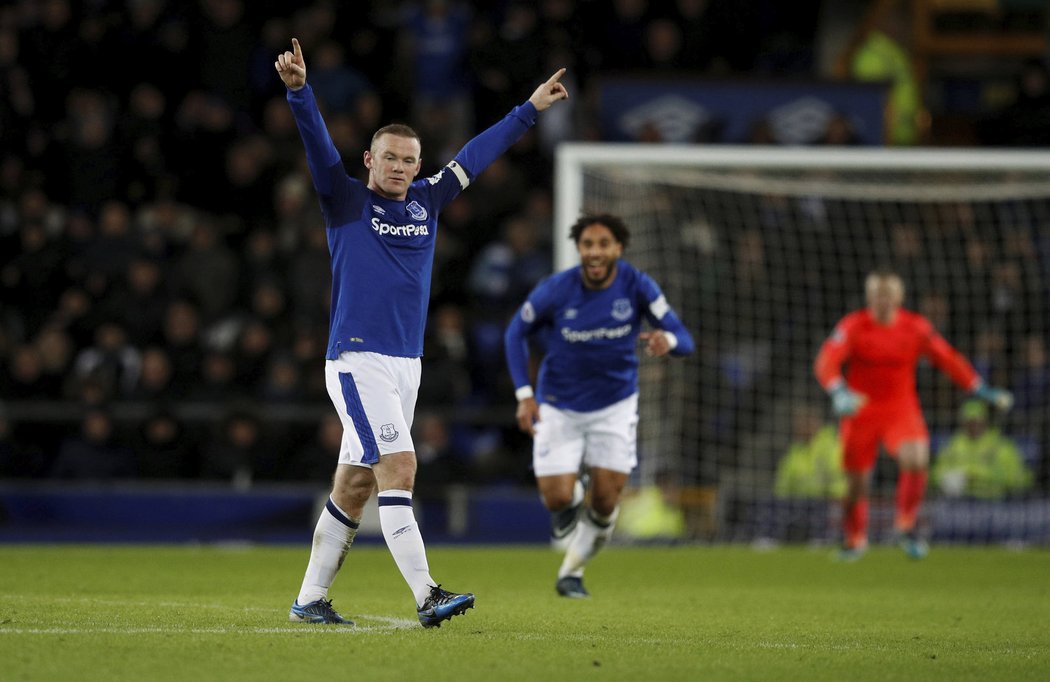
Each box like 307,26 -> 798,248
865,269 -> 903,292
370,124 -> 420,152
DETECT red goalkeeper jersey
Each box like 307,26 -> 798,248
814,309 -> 979,408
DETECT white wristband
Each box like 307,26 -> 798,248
515,385 -> 534,401
662,331 -> 678,350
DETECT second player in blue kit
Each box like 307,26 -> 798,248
505,213 -> 695,598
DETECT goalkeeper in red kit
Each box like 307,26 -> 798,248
814,270 -> 1013,560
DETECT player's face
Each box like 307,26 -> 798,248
364,134 -> 422,201
576,223 -> 623,289
866,275 -> 904,323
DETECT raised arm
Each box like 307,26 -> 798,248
450,70 -> 569,186
276,39 -> 344,203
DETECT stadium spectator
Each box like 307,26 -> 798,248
120,82 -> 174,205
773,405 -> 846,500
174,220 -> 240,324
932,399 -> 1033,499
413,411 -> 469,490
185,350 -> 240,403
50,407 -> 137,481
617,476 -> 687,542
468,214 -> 550,314
107,256 -> 168,348
750,403 -> 845,545
3,345 -> 50,400
3,223 -> 65,336
276,36 -> 567,627
71,321 -> 142,400
199,408 -> 273,488
402,0 -> 473,138
468,214 -> 551,399
126,346 -> 176,402
814,270 -> 1014,561
136,407 -> 196,480
306,40 -> 374,116
419,303 -> 473,408
259,354 -> 305,404
33,325 -> 75,398
982,58 -> 1050,146
1012,333 -> 1050,488
469,2 -> 543,131
284,213 -> 332,324
287,413 -> 344,483
849,21 -> 920,145
240,228 -> 284,297
232,318 -> 275,392
505,213 -> 695,598
160,299 -> 205,394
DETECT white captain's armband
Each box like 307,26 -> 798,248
649,295 -> 669,320
515,385 -> 534,401
447,160 -> 470,189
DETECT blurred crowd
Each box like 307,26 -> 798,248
0,0 -> 1048,489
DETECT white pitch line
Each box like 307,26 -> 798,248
0,614 -> 421,635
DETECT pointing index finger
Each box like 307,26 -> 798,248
546,68 -> 566,86
292,37 -> 302,58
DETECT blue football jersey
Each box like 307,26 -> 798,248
504,260 -> 695,412
288,84 -> 538,359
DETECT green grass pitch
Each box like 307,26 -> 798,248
1,543 -> 1048,681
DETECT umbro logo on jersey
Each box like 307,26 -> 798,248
372,205 -> 387,216
406,200 -> 427,221
563,308 -> 577,319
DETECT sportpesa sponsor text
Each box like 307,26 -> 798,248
371,217 -> 430,236
561,324 -> 632,343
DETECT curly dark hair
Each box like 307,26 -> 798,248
568,213 -> 630,248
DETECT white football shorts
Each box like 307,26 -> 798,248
325,351 -> 420,467
532,393 -> 639,477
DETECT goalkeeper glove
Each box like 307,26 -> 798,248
828,382 -> 865,417
973,382 -> 1014,411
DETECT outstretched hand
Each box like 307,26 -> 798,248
275,38 -> 306,91
974,383 -> 1014,412
529,68 -> 569,112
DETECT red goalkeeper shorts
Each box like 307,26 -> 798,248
839,403 -> 928,472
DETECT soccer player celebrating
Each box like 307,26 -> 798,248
275,39 -> 568,626
814,270 -> 1013,560
504,214 -> 695,597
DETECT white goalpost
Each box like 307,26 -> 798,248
555,143 -> 1050,544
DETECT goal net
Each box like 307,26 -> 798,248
555,145 -> 1050,545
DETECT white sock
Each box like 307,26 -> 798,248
558,506 -> 619,579
378,489 -> 435,607
297,497 -> 359,604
